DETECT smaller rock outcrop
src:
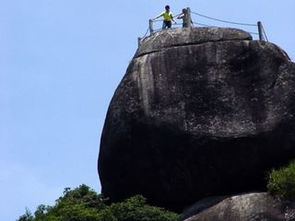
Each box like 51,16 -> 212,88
184,193 -> 295,221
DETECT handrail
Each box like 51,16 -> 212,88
138,8 -> 268,46
191,11 -> 257,27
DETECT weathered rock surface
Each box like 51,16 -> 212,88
98,27 -> 295,211
184,192 -> 295,221
136,27 -> 252,57
181,195 -> 230,220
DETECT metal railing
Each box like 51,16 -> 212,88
138,8 -> 268,46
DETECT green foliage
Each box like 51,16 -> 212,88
267,161 -> 295,199
17,184 -> 179,221
106,195 -> 179,221
17,209 -> 34,221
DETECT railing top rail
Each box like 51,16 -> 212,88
191,11 -> 257,27
138,8 -> 268,46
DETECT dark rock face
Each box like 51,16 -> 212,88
184,192 -> 295,221
98,27 -> 295,211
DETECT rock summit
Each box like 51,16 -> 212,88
98,27 -> 295,211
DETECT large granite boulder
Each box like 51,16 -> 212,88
184,192 -> 295,221
98,27 -> 295,211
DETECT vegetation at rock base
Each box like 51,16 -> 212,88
17,184 -> 179,221
267,161 -> 295,199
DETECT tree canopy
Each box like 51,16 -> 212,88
17,184 -> 179,221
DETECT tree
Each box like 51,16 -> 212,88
17,184 -> 179,221
17,208 -> 34,221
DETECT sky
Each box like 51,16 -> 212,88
1,0 -> 294,220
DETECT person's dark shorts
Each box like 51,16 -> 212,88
162,20 -> 172,29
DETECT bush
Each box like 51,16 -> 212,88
267,161 -> 295,199
107,195 -> 179,221
17,184 -> 179,221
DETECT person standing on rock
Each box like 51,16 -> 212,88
153,5 -> 176,29
177,8 -> 193,27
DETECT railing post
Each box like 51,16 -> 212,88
186,7 -> 192,28
149,19 -> 154,34
257,21 -> 263,41
138,37 -> 141,47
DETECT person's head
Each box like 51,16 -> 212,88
165,5 -> 170,11
182,8 -> 187,13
